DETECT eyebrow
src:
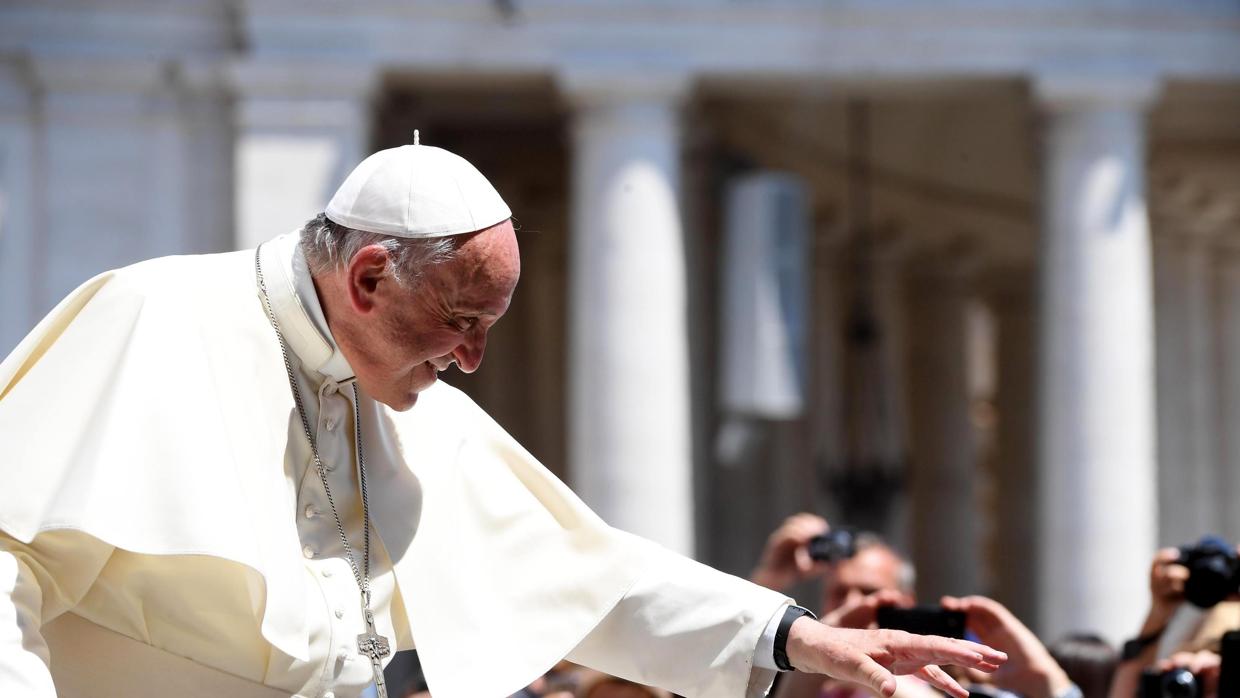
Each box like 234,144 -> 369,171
453,304 -> 504,318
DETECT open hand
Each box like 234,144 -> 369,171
785,616 -> 1007,698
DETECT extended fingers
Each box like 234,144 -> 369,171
897,633 -> 1007,670
854,655 -> 899,697
917,665 -> 968,698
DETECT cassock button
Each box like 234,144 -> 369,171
321,567 -> 333,578
302,545 -> 316,559
334,609 -> 344,619
338,647 -> 350,661
322,692 -> 335,698
304,505 -> 320,519
324,418 -> 337,431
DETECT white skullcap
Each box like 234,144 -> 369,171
324,141 -> 511,238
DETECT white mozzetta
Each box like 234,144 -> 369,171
1035,75 -> 1160,644
562,70 -> 696,556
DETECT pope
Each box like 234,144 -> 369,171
0,140 -> 1005,698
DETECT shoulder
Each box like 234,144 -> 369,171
108,249 -> 255,301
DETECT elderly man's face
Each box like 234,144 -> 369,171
821,545 -> 910,613
346,220 -> 520,410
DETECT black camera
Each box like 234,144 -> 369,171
1177,535 -> 1240,609
1138,667 -> 1200,698
808,528 -> 857,562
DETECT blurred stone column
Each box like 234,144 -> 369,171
0,60 -> 38,355
231,62 -> 377,250
1034,76 -> 1160,642
987,269 -> 1038,625
560,71 -> 695,555
30,59 -> 187,315
905,262 -> 981,600
1152,231 -> 1219,547
1215,246 -> 1240,543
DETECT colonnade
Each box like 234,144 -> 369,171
5,59 -> 1240,642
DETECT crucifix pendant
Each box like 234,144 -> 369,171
357,607 -> 391,698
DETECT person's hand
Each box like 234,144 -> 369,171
1153,650 -> 1221,698
940,596 -> 1070,698
823,589 -> 911,629
784,616 -> 1007,698
750,513 -> 830,591
1143,548 -> 1189,634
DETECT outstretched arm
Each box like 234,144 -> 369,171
568,536 -> 1004,698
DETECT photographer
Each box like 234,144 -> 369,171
750,514 -> 916,623
751,515 -> 930,698
1108,542 -> 1240,698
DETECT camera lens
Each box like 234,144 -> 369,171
1180,536 -> 1240,609
1161,667 -> 1199,698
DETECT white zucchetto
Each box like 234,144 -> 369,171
325,143 -> 511,239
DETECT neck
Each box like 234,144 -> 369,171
311,271 -> 360,365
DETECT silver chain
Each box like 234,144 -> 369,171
254,246 -> 373,604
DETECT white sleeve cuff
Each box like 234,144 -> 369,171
753,602 -> 791,671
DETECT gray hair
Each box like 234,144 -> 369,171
298,213 -> 459,286
854,531 -> 917,594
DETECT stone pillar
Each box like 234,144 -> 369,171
31,59 -> 187,314
905,264 -> 981,600
560,71 -> 695,555
173,63 -> 235,256
0,60 -> 38,355
1035,76 -> 1160,642
1153,232 -> 1220,547
1215,247 -> 1240,543
988,270 -> 1039,625
231,63 -> 377,250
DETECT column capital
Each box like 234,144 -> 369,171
556,68 -> 692,110
229,59 -> 379,130
31,57 -> 168,95
228,59 -> 380,101
31,57 -> 177,123
1033,73 -> 1162,113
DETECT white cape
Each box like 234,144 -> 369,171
0,248 -> 649,697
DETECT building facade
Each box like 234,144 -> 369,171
3,0 -> 1240,644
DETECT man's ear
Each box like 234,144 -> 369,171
345,244 -> 392,314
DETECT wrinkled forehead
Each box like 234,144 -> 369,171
445,221 -> 520,311
831,546 -> 904,591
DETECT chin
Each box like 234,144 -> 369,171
390,393 -> 420,411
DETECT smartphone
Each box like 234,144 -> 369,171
876,605 -> 966,639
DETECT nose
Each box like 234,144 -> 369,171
451,327 -> 487,374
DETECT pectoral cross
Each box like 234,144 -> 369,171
358,607 -> 391,698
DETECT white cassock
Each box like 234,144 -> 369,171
0,231 -> 791,698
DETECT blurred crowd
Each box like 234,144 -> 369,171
386,514 -> 1240,698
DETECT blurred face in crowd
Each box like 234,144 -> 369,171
821,544 -> 911,613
